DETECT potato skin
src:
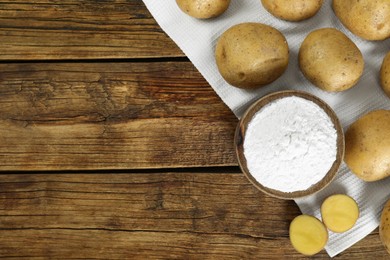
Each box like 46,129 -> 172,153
299,28 -> 364,92
176,0 -> 230,19
345,110 -> 390,182
215,23 -> 289,89
261,0 -> 323,22
381,52 -> 390,98
380,199 -> 390,254
333,0 -> 390,41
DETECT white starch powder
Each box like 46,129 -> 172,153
243,96 -> 337,193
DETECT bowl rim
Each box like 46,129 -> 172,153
234,90 -> 345,200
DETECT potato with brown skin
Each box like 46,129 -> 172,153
381,52 -> 390,98
380,199 -> 390,254
215,23 -> 289,89
345,110 -> 390,182
176,0 -> 230,19
299,28 -> 364,92
333,0 -> 390,41
261,0 -> 323,22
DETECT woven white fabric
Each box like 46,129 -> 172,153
142,0 -> 390,257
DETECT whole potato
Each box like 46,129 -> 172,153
345,110 -> 390,182
380,199 -> 390,254
215,23 -> 289,89
381,52 -> 390,98
176,0 -> 230,19
333,0 -> 390,41
261,0 -> 323,22
299,28 -> 364,92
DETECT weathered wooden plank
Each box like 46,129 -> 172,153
0,173 -> 386,259
0,1 -> 182,60
0,62 -> 237,170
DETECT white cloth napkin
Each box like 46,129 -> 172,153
142,0 -> 390,257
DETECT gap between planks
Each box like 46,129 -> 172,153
0,56 -> 190,64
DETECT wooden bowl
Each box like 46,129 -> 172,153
235,90 -> 345,200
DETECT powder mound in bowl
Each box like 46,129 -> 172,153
243,96 -> 337,193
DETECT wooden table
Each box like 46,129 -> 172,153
0,1 -> 387,259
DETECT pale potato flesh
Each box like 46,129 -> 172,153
321,194 -> 359,233
289,215 -> 328,256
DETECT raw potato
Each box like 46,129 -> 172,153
321,194 -> 359,233
261,0 -> 323,21
345,110 -> 390,182
381,52 -> 390,98
299,28 -> 364,92
215,23 -> 289,89
333,0 -> 390,41
289,215 -> 328,256
176,0 -> 230,19
380,199 -> 390,254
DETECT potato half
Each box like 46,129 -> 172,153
381,52 -> 390,98
299,28 -> 364,92
333,0 -> 390,41
321,194 -> 359,233
261,0 -> 323,21
345,110 -> 390,182
289,215 -> 328,256
215,23 -> 289,89
176,0 -> 230,19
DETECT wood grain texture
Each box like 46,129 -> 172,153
0,1 -> 182,60
1,2 -> 387,259
0,62 -> 237,170
0,172 -> 387,259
